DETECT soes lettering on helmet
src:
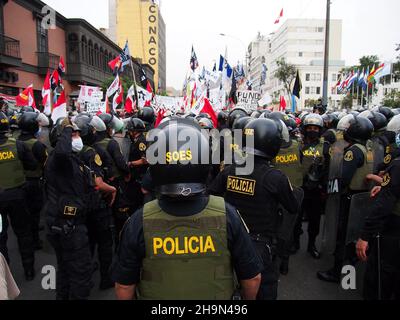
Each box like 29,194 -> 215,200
0,151 -> 15,161
152,236 -> 216,255
226,176 -> 256,195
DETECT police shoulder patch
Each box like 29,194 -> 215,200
384,154 -> 392,165
139,142 -> 147,152
94,154 -> 102,166
344,150 -> 353,162
382,173 -> 391,187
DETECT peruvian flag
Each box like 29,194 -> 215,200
155,108 -> 166,128
274,8 -> 283,24
51,90 -> 67,122
279,96 -> 287,111
107,74 -> 120,97
191,94 -> 218,128
16,84 -> 37,109
124,85 -> 136,113
42,71 -> 52,115
50,69 -> 61,90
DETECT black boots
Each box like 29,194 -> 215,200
307,241 -> 321,259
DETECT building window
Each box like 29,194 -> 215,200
298,52 -> 303,57
316,87 -> 321,95
306,74 -> 310,81
36,18 -> 48,53
305,87 -> 310,94
68,34 -> 79,63
88,40 -> 93,66
315,52 -> 323,58
332,74 -> 337,82
317,27 -> 324,33
81,36 -> 87,62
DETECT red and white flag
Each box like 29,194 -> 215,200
51,90 -> 67,122
191,94 -> 218,128
124,85 -> 136,114
16,84 -> 37,109
58,56 -> 66,75
274,8 -> 284,24
112,81 -> 124,112
107,74 -> 120,97
42,71 -> 52,115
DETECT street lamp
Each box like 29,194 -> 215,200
219,33 -> 249,73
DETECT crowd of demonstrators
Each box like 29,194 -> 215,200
0,96 -> 400,300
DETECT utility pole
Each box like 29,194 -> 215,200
322,0 -> 331,108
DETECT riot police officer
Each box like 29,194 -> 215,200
209,118 -> 300,300
73,114 -> 116,290
44,117 -> 96,299
112,119 -> 262,300
0,112 -> 36,281
318,116 -> 374,283
294,114 -> 329,259
17,112 -> 48,250
94,113 -> 131,249
137,106 -> 156,131
356,114 -> 400,300
269,113 -> 304,275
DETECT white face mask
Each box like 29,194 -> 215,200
71,137 -> 84,153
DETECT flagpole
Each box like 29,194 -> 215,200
129,59 -> 140,111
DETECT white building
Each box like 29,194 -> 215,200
247,33 -> 269,92
249,19 -> 346,110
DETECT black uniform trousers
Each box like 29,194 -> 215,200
0,189 -> 35,272
47,223 -> 93,300
87,206 -> 113,282
364,236 -> 400,300
251,235 -> 279,300
294,187 -> 324,244
24,178 -> 44,244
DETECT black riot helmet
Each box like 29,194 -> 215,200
359,110 -> 388,132
19,106 -> 36,114
97,113 -> 123,133
198,117 -> 214,130
126,117 -> 146,132
303,114 -> 324,129
232,116 -> 253,131
18,112 -> 39,134
138,107 -> 156,127
375,106 -> 395,122
149,119 -> 211,197
228,108 -> 247,129
343,116 -> 374,145
243,118 -> 282,160
250,110 -> 262,119
73,114 -> 96,145
0,111 -> 10,134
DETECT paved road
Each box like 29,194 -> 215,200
6,220 -> 362,300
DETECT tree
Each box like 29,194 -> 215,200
383,91 -> 400,109
359,55 -> 380,70
341,93 -> 353,109
274,58 -> 297,104
101,76 -> 135,99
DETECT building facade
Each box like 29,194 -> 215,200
248,19 -> 345,110
0,0 -> 154,109
247,33 -> 269,93
109,0 -> 166,92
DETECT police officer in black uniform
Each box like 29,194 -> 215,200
44,117 -> 94,299
73,114 -> 116,290
94,114 -> 131,248
318,116 -> 374,283
209,118 -> 300,300
112,119 -> 262,300
17,112 -> 48,250
356,115 -> 400,300
137,106 -> 156,131
0,112 -> 36,281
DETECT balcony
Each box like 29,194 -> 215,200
37,52 -> 60,75
0,34 -> 22,67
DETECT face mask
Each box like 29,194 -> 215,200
34,127 -> 42,138
306,131 -> 319,140
396,133 -> 400,148
71,137 -> 84,153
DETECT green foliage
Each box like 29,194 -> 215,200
383,91 -> 400,109
304,98 -> 321,109
341,94 -> 353,109
101,76 -> 136,99
275,58 -> 297,100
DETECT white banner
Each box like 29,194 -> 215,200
78,86 -> 103,103
153,95 -> 185,112
204,70 -> 220,84
236,90 -> 261,112
209,88 -> 225,112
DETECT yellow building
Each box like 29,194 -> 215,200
109,0 -> 166,92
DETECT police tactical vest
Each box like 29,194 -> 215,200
224,162 -> 279,236
349,144 -> 374,192
273,140 -> 303,188
139,196 -> 234,300
23,138 -> 43,178
95,138 -> 122,179
0,138 -> 26,190
301,140 -> 324,178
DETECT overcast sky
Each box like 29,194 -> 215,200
45,0 -> 400,89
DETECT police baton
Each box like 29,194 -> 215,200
376,233 -> 382,300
